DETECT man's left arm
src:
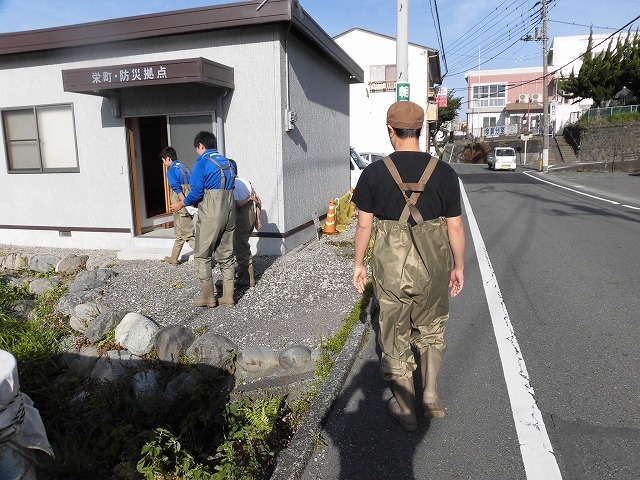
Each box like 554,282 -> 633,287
446,215 -> 465,297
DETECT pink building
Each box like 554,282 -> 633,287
465,66 -> 555,137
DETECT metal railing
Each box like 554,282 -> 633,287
585,104 -> 639,121
563,127 -> 580,152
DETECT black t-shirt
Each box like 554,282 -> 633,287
352,151 -> 462,223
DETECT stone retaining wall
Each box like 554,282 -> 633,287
578,122 -> 640,168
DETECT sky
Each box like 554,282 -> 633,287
1,0 -> 638,97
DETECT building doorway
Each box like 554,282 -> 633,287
127,114 -> 215,236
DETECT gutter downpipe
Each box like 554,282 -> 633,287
216,89 -> 229,156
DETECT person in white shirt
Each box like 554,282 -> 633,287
230,160 -> 262,287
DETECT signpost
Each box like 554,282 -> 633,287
397,82 -> 410,101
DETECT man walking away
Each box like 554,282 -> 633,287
170,131 -> 237,308
352,101 -> 465,431
229,159 -> 262,287
160,146 -> 196,265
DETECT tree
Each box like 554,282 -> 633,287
559,29 -> 640,107
433,91 -> 462,143
619,29 -> 640,99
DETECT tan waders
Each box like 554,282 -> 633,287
193,281 -> 217,308
164,244 -> 183,265
374,157 -> 451,428
219,280 -> 236,308
388,376 -> 418,431
192,185 -> 235,307
165,186 -> 196,265
421,346 -> 445,418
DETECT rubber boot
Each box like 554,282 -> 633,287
421,346 -> 445,418
164,245 -> 182,265
193,281 -> 217,308
387,376 -> 418,431
236,266 -> 251,287
219,280 -> 235,308
248,264 -> 255,287
236,264 -> 256,287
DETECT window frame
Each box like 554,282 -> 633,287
472,83 -> 507,109
2,103 -> 80,174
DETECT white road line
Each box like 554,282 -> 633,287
523,171 -> 620,205
459,179 -> 563,480
623,204 -> 640,211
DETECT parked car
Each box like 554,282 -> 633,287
350,147 -> 370,188
488,147 -> 517,171
359,151 -> 386,163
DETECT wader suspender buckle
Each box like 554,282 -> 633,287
207,157 -> 232,190
382,156 -> 438,224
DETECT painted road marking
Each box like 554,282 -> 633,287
522,171 -> 620,205
459,179 -> 563,480
623,204 -> 640,211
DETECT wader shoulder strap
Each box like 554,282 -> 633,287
382,156 -> 438,223
207,157 -> 232,190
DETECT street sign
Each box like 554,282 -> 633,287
436,86 -> 448,108
550,101 -> 557,118
396,82 -> 410,101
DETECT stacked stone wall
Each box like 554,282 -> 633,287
578,122 -> 640,168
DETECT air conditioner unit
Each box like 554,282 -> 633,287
518,94 -> 529,103
531,93 -> 542,102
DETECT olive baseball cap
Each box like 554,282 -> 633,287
386,101 -> 424,129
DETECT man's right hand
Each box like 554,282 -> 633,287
353,265 -> 368,294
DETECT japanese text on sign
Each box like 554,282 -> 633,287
91,66 -> 168,84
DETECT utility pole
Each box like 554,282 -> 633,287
396,0 -> 409,102
541,0 -> 549,172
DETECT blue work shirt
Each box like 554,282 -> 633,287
184,149 -> 236,207
166,161 -> 191,195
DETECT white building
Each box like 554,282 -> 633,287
550,33 -> 630,127
0,0 -> 362,255
463,33 -> 631,136
334,28 -> 441,155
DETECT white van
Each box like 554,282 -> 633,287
488,147 -> 516,171
350,147 -> 370,188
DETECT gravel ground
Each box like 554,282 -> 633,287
2,224 -> 361,352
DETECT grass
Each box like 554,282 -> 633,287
1,259 -> 374,479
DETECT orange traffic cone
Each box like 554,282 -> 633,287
323,198 -> 338,236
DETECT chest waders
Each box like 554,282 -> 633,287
373,157 -> 452,382
169,165 -> 193,217
193,157 -> 236,308
165,165 -> 195,265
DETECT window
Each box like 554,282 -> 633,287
369,64 -> 397,93
472,84 -> 507,108
483,117 -> 497,127
2,104 -> 79,173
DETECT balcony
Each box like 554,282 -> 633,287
369,81 -> 396,93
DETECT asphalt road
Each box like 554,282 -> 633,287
302,164 -> 640,480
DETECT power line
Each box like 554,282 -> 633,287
445,0 -> 563,78
549,19 -> 639,31
454,15 -> 640,108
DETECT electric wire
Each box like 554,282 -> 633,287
455,15 -> 640,108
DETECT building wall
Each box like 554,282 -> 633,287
0,26 -> 288,249
335,30 -> 430,154
284,32 -> 351,228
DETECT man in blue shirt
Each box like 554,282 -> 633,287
170,131 -> 237,308
160,147 -> 195,265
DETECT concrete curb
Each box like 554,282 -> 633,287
270,296 -> 374,480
